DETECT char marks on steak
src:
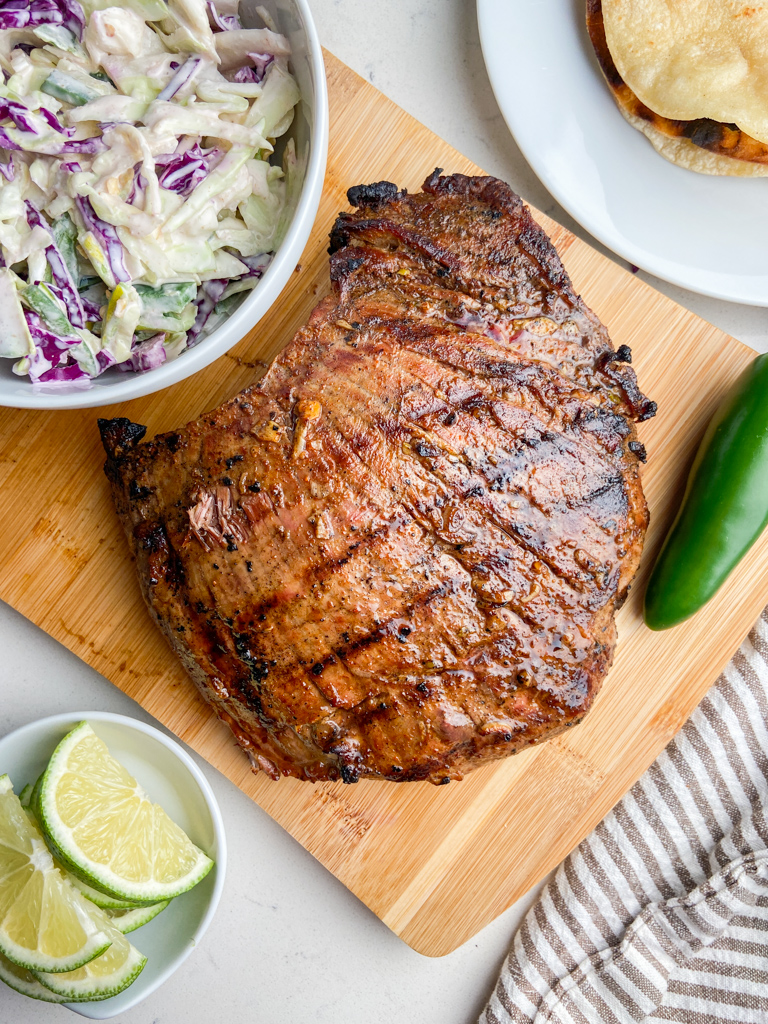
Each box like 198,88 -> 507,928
100,171 -> 654,785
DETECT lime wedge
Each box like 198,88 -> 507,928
37,723 -> 213,903
0,949 -> 75,1003
30,772 -> 43,807
21,788 -> 141,911
34,924 -> 146,1001
106,899 -> 169,934
0,775 -> 112,973
68,873 -> 142,911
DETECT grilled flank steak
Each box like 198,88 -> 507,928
99,171 -> 655,784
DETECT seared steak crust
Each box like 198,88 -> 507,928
100,172 -> 654,785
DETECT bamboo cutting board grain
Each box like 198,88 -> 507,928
2,52 -> 767,956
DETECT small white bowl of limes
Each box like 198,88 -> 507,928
0,712 -> 225,1018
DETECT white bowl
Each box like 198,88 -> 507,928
0,0 -> 328,410
0,711 -> 226,1019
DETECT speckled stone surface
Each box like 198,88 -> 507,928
2,3 -> 765,1023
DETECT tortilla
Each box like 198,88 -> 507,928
587,0 -> 768,175
619,106 -> 768,176
602,0 -> 768,145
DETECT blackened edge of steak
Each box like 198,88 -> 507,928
598,350 -> 658,422
347,179 -> 405,209
98,417 -> 147,460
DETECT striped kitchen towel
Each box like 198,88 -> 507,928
481,610 -> 768,1024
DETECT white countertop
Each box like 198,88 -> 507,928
2,3 -> 767,1023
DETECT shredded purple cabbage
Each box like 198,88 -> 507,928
187,279 -> 227,347
59,135 -> 105,154
124,161 -> 144,204
0,99 -> 41,134
0,158 -> 14,181
158,159 -> 207,195
79,294 -> 103,320
38,105 -> 75,135
232,65 -> 257,84
117,333 -> 168,373
0,127 -> 20,151
246,52 -> 275,83
238,252 -> 272,276
0,0 -> 85,40
74,195 -> 129,283
156,142 -> 201,167
96,349 -> 115,373
156,57 -> 201,102
156,143 -> 221,196
24,308 -> 81,382
0,124 -> 105,153
225,53 -> 273,85
45,280 -> 86,325
25,201 -> 85,327
36,363 -> 89,384
207,1 -> 240,32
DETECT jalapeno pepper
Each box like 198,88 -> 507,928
644,352 -> 768,631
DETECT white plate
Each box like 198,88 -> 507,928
477,0 -> 768,305
0,712 -> 226,1019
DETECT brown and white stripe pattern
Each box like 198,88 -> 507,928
481,610 -> 768,1023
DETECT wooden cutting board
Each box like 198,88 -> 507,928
1,51 -> 767,957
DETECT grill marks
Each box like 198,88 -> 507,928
170,381 -> 485,722
278,334 -> 612,694
335,251 -> 607,378
135,404 -> 345,731
287,325 -> 625,594
245,376 -> 487,701
101,172 -> 653,784
334,183 -> 577,318
182,320 -> 616,726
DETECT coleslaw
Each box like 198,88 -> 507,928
0,0 -> 301,383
